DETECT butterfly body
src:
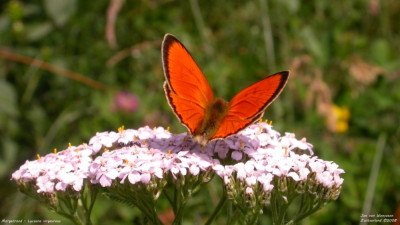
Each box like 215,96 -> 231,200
192,97 -> 228,146
162,34 -> 289,146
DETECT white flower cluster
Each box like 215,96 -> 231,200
209,123 -> 344,201
12,122 -> 344,200
11,144 -> 93,193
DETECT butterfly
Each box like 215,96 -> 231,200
162,34 -> 289,146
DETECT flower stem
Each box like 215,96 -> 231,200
84,184 -> 98,225
72,213 -> 85,225
228,207 -> 242,224
56,208 -> 84,225
163,189 -> 174,209
277,201 -> 289,225
226,200 -> 233,225
172,184 -> 187,225
270,190 -> 279,224
109,183 -> 163,225
205,194 -> 227,225
173,185 -> 178,213
247,204 -> 262,225
292,197 -> 324,223
361,133 -> 386,219
271,189 -> 289,224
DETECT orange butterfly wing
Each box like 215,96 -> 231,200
162,34 -> 214,134
211,71 -> 289,139
163,83 -> 208,134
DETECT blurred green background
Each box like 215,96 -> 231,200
1,0 -> 399,224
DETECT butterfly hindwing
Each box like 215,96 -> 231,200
163,82 -> 205,134
210,113 -> 265,140
211,71 -> 289,139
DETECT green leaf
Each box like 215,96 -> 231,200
371,39 -> 391,66
0,16 -> 10,32
0,80 -> 18,117
300,27 -> 326,66
279,0 -> 300,13
0,138 -> 18,178
8,0 -> 24,21
44,0 -> 77,27
26,22 -> 53,41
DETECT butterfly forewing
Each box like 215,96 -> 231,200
162,34 -> 214,109
211,71 -> 289,140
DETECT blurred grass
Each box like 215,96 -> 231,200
0,0 -> 399,224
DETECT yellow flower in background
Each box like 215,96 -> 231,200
332,105 -> 350,133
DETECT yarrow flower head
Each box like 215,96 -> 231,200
11,143 -> 99,225
12,143 -> 94,194
11,122 -> 344,224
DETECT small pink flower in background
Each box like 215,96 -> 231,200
110,91 -> 139,113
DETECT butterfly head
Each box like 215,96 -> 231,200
192,135 -> 210,147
